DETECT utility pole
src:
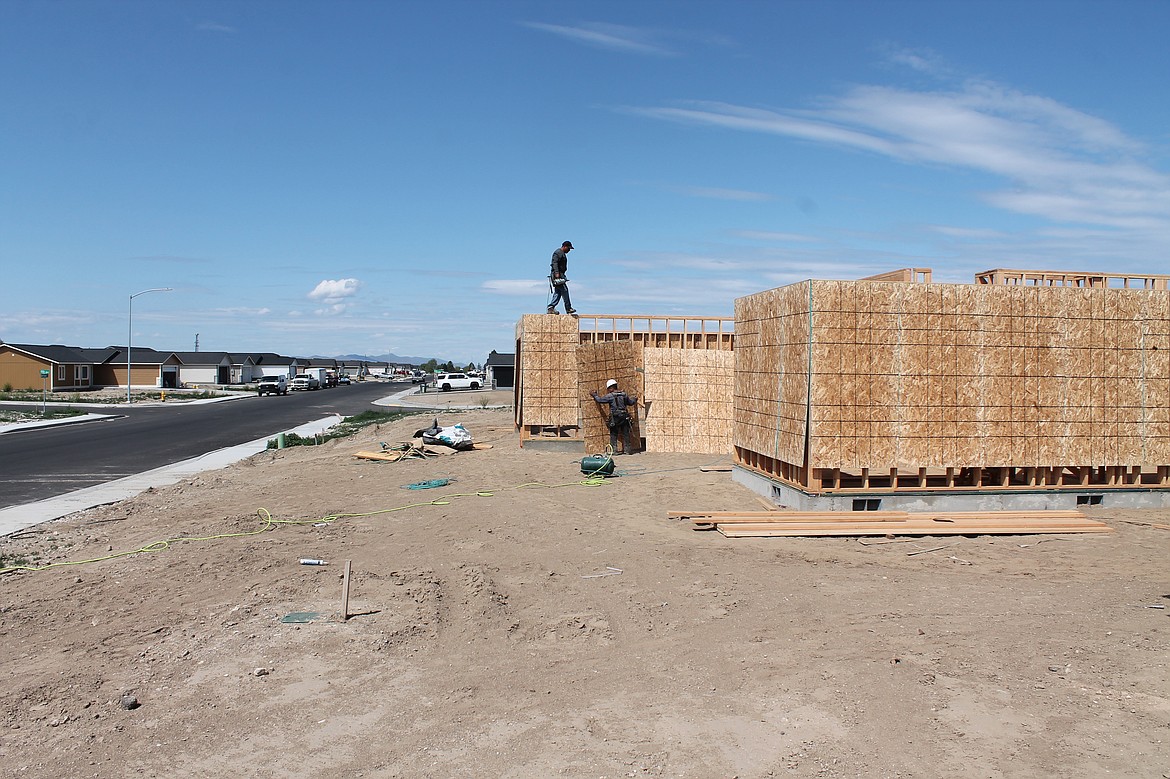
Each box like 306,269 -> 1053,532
127,287 -> 173,403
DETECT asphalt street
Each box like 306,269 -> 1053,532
0,381 -> 419,510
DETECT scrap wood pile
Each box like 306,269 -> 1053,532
353,442 -> 442,463
671,509 -> 1113,538
353,420 -> 494,463
353,440 -> 494,463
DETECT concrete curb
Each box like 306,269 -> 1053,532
0,414 -> 343,537
0,413 -> 116,435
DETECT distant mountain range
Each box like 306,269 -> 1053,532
323,352 -> 469,367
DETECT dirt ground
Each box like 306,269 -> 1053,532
1,406 -> 1168,778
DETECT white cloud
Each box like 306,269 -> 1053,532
631,79 -> 1170,231
307,278 -> 362,314
522,21 -> 676,56
482,279 -> 549,296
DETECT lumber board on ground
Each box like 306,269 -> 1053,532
353,450 -> 410,462
678,509 -> 1089,524
678,507 -> 1112,537
716,520 -> 1113,537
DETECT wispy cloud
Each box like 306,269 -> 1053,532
924,225 -> 1010,239
521,21 -> 676,56
630,79 -> 1170,231
878,44 -> 950,77
208,306 -> 271,317
482,280 -> 549,296
196,21 -> 237,34
129,255 -> 213,265
666,184 -> 773,202
731,230 -> 822,243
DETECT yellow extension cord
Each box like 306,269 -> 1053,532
0,476 -> 609,575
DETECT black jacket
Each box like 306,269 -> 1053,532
550,248 -> 569,279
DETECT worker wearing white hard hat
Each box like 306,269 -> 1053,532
591,378 -> 639,454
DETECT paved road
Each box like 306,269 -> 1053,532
0,381 -> 418,510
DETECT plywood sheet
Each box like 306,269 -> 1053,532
736,280 -> 1170,475
733,282 -> 811,465
517,314 -> 581,427
578,341 -> 642,454
642,347 -> 734,453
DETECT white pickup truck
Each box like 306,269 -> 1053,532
257,375 -> 289,396
433,373 -> 481,391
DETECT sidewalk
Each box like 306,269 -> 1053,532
0,386 -> 513,535
0,414 -> 342,536
375,386 -> 513,411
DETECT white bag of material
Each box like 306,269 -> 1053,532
429,423 -> 474,450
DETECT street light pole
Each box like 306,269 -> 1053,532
127,287 -> 173,404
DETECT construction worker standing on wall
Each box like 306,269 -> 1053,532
547,241 -> 576,315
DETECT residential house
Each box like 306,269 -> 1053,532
172,351 -> 234,387
94,347 -> 183,389
225,354 -> 261,384
297,357 -> 338,376
0,342 -> 119,392
249,353 -> 299,381
484,350 -> 515,389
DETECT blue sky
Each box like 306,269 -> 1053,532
3,1 -> 1169,365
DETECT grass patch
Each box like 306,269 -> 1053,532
0,389 -> 229,404
267,410 -> 411,449
0,408 -> 86,424
0,551 -> 36,569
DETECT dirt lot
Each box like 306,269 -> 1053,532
1,406 -> 1168,778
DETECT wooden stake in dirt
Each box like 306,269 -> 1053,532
341,560 -> 352,622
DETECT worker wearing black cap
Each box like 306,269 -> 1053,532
547,241 -> 576,315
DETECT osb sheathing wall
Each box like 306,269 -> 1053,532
735,280 -> 1170,471
578,341 -> 641,453
734,283 -> 812,466
516,314 -> 580,427
643,347 -> 734,453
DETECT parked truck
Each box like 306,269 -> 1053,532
257,375 -> 289,396
302,367 -> 329,389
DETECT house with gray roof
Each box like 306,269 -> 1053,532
0,342 -> 119,391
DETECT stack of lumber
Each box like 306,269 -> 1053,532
671,509 -> 1113,538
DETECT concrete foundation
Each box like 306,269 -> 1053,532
733,466 -> 1170,511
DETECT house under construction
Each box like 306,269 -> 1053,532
514,268 -> 1170,510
